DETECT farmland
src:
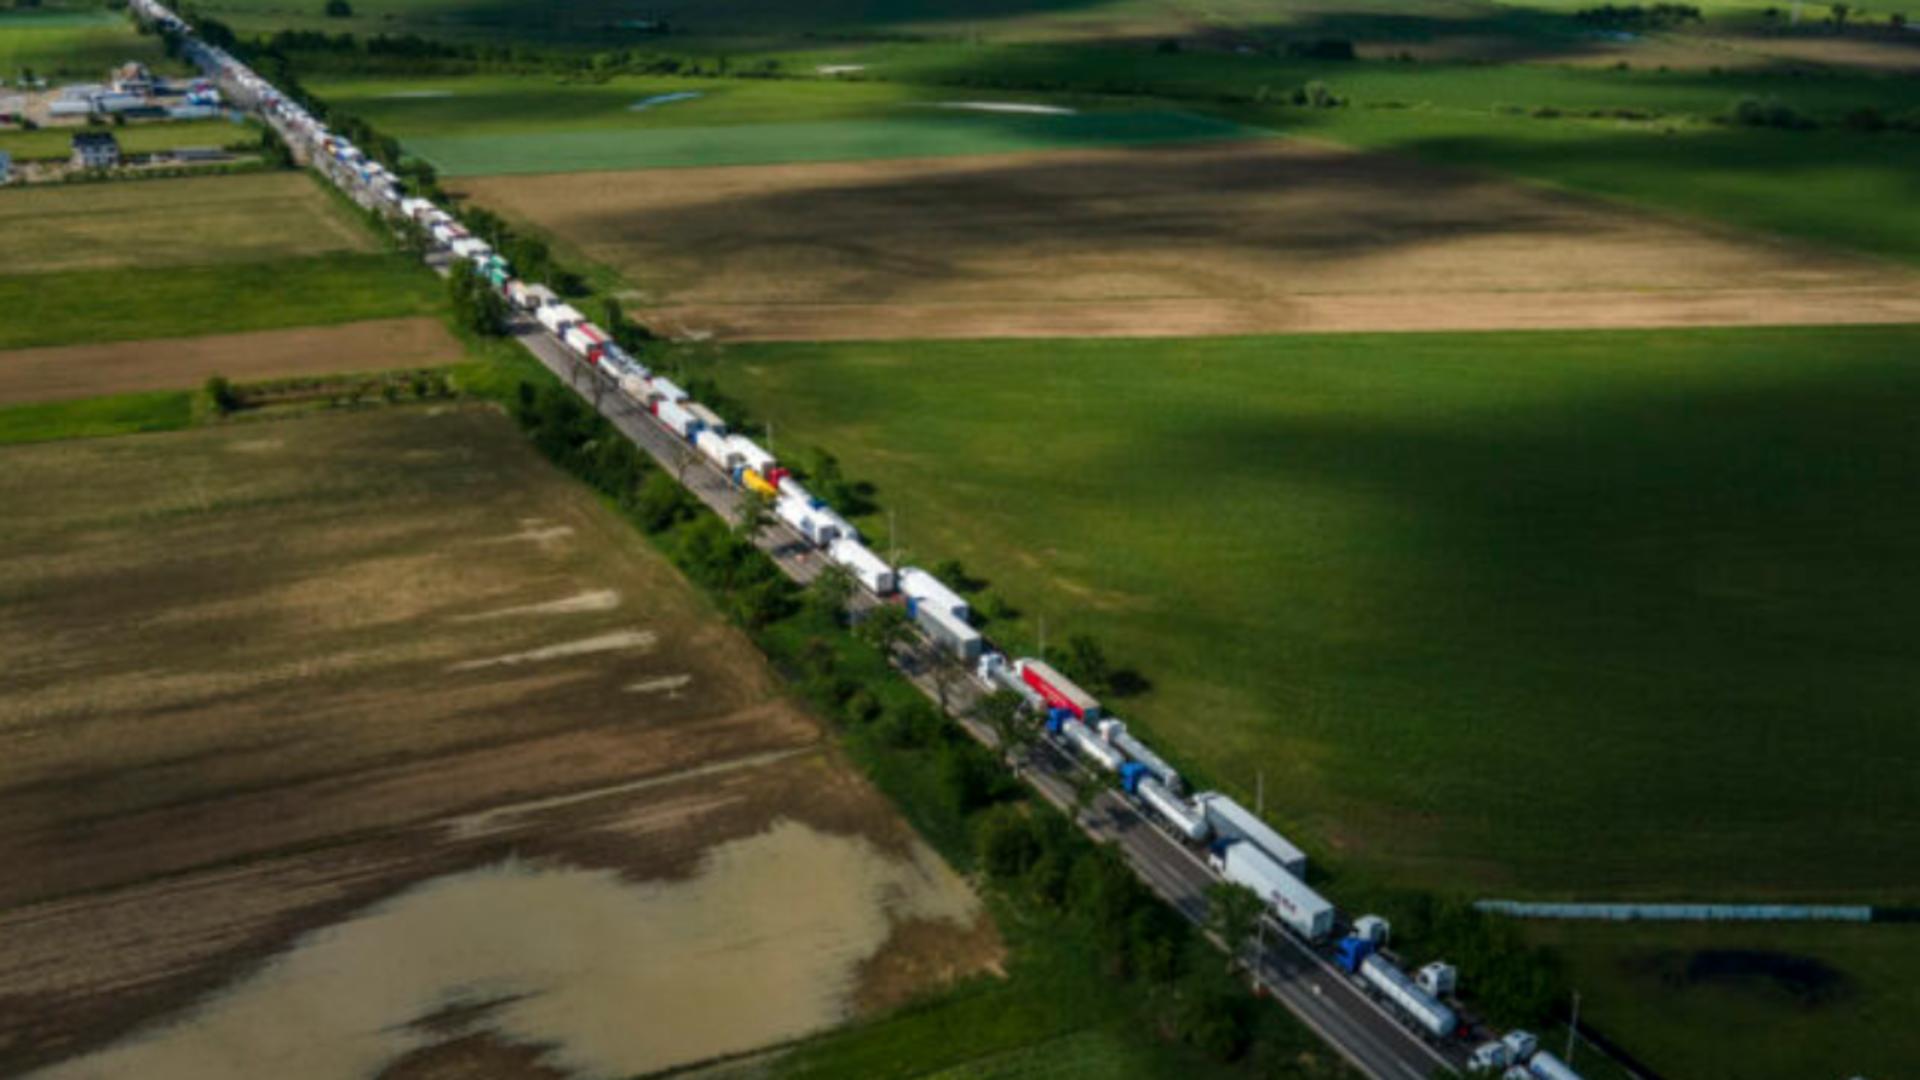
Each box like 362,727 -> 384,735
0,172 -> 377,275
0,316 -> 463,406
0,406 -> 998,1077
460,139 -> 1920,340
0,118 -> 251,162
0,6 -> 172,78
692,324 -> 1920,900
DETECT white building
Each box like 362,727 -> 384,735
71,132 -> 121,170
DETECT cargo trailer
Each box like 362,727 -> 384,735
1195,793 -> 1307,878
694,429 -> 732,468
1359,954 -> 1458,1039
1061,720 -> 1126,772
1525,1052 -> 1581,1080
1013,658 -> 1099,720
727,436 -> 776,475
685,403 -> 727,435
655,398 -> 701,440
648,376 -> 690,404
1136,775 -> 1208,842
899,568 -> 970,622
913,601 -> 982,663
1097,719 -> 1183,795
1209,839 -> 1333,942
827,538 -> 895,595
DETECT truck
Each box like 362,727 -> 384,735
1209,839 -> 1334,941
535,304 -> 585,335
727,436 -> 776,475
1061,719 -> 1126,772
1194,793 -> 1307,878
913,599 -> 982,663
647,376 -> 690,404
827,537 -> 895,595
977,653 -> 1046,711
1013,658 -> 1100,720
1525,1052 -> 1582,1080
1357,953 -> 1459,1040
655,398 -> 702,440
694,428 -> 732,468
1121,764 -> 1208,842
1096,718 -> 1183,794
685,402 -> 727,435
898,567 -> 970,623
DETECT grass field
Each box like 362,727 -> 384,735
0,5 -> 172,79
0,118 -> 251,162
0,405 -> 996,1076
0,253 -> 444,350
462,139 -> 1920,339
0,172 -> 376,275
1520,921 -> 1920,1080
692,324 -> 1920,901
0,389 -> 193,446
415,109 -> 1265,175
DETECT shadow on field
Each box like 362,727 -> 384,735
557,139 -> 1600,304
1119,333 -> 1920,888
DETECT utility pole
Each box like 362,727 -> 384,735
1565,990 -> 1580,1064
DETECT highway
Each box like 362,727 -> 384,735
183,35 -> 1467,1078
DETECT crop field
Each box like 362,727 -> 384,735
0,172 -> 376,276
0,6 -> 171,78
461,139 -> 1920,340
693,324 -> 1920,902
0,406 -> 997,1077
0,118 -> 250,163
0,316 -> 463,406
1521,921 -> 1920,1080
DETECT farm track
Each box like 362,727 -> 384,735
0,316 -> 465,405
460,140 -> 1920,341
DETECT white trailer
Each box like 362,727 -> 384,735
1209,839 -> 1333,942
1097,719 -> 1183,794
913,600 -> 981,662
977,653 -> 1046,710
727,436 -> 776,474
827,537 -> 895,595
1061,719 -> 1126,772
685,402 -> 727,434
536,304 -> 585,335
899,567 -> 969,622
1139,777 -> 1208,841
655,398 -> 701,439
1195,793 -> 1308,878
1525,1052 -> 1582,1080
694,428 -> 732,468
1359,954 -> 1458,1039
648,376 -> 690,404
619,369 -> 651,402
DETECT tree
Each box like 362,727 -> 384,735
732,490 -> 772,540
1059,633 -> 1113,697
1069,770 -> 1106,824
448,261 -> 506,336
972,690 -> 1033,768
973,804 -> 1043,884
323,0 -> 352,16
856,603 -> 912,657
806,563 -> 855,625
204,374 -> 239,415
1204,881 -> 1266,972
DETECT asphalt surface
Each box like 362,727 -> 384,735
207,49 -> 1467,1080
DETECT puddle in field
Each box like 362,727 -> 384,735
37,821 -> 979,1080
628,91 -> 702,111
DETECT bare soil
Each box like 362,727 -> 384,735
0,408 -> 997,1076
0,317 -> 465,405
458,140 -> 1920,341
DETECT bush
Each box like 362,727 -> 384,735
1286,38 -> 1356,60
1729,95 -> 1817,130
323,0 -> 352,16
204,374 -> 239,415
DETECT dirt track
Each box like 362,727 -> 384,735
0,317 -> 465,404
459,140 -> 1920,341
0,409 -> 996,1076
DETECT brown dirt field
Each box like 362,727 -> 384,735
0,408 -> 996,1076
0,317 -> 465,405
457,140 -> 1920,341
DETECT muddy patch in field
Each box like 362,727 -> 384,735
40,822 -> 980,1080
1635,948 -> 1854,1009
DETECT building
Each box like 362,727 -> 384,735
72,132 -> 121,170
0,151 -> 12,185
111,62 -> 155,96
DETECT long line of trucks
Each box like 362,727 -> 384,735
135,2 -> 1579,1069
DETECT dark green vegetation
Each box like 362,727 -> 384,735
692,326 -> 1920,901
1522,921 -> 1920,1080
0,4 -> 174,77
0,254 -> 443,350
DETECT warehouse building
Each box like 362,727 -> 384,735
72,132 -> 121,170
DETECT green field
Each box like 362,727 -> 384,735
0,6 -> 171,78
411,109 -> 1266,175
0,254 -> 444,350
1521,921 -> 1920,1080
0,118 -> 250,162
693,325 -> 1920,900
0,388 -> 193,446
